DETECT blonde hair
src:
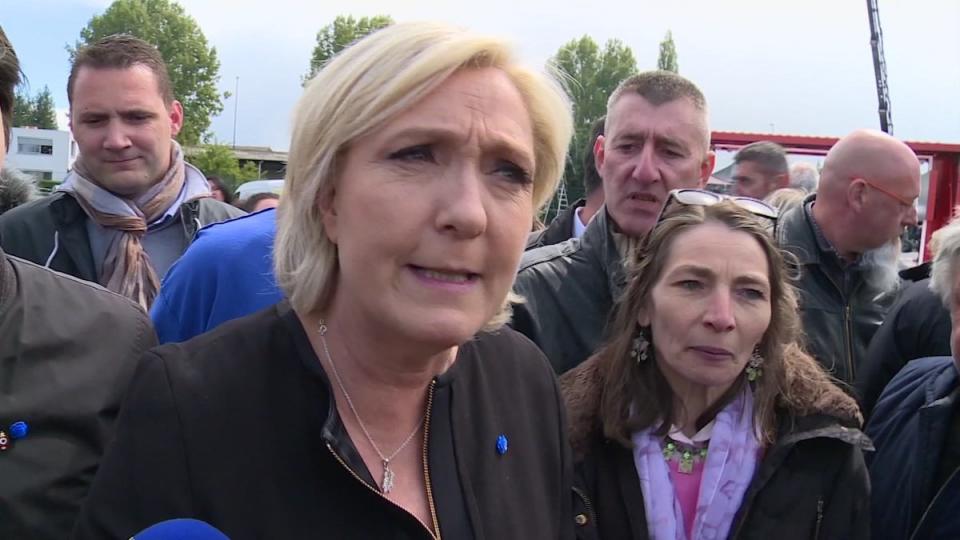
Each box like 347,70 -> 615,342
275,21 -> 573,323
764,187 -> 807,215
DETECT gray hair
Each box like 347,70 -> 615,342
0,168 -> 36,215
929,219 -> 960,310
789,162 -> 820,193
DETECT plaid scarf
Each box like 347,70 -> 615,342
59,141 -> 190,310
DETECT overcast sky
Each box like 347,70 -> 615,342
7,0 -> 960,153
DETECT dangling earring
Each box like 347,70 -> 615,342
746,347 -> 764,382
630,327 -> 650,364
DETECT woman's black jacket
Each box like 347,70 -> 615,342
72,302 -> 573,540
560,347 -> 872,540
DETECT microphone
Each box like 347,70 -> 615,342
130,519 -> 230,539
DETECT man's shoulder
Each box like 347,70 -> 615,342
776,202 -> 812,242
518,237 -> 582,273
192,197 -> 246,221
173,210 -> 275,273
194,208 -> 275,245
0,192 -> 64,227
9,253 -> 149,324
873,356 -> 957,421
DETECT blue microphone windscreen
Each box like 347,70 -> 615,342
131,518 -> 230,540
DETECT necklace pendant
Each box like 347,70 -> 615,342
679,450 -> 694,474
381,461 -> 395,494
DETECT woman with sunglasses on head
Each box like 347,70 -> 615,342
561,190 -> 871,539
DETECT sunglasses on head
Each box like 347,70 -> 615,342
656,189 -> 779,226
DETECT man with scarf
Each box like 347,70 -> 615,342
0,26 -> 158,539
0,35 -> 242,310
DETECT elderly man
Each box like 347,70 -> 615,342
731,141 -> 790,199
511,71 -> 715,373
789,161 -> 820,193
0,35 -> 242,309
777,129 -> 920,386
0,26 -> 157,539
867,215 -> 960,538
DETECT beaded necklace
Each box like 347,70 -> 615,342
662,438 -> 708,474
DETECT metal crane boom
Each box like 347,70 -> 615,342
867,0 -> 893,134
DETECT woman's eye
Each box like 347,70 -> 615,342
739,288 -> 767,301
494,160 -> 532,184
388,145 -> 434,162
677,280 -> 702,291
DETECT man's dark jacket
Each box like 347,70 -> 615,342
560,349 -> 872,540
527,199 -> 586,250
73,302 -> 574,539
867,356 -> 960,539
0,191 -> 243,284
776,195 -> 891,386
0,248 -> 157,539
512,207 -> 624,374
856,275 -> 951,417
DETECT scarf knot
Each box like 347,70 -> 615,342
58,141 -> 193,310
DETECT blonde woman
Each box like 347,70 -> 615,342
74,22 -> 574,539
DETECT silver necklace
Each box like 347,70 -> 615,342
317,320 -> 425,494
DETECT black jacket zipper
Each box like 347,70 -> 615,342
325,379 -> 440,540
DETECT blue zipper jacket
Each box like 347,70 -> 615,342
866,356 -> 960,539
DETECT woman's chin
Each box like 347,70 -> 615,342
393,312 -> 487,349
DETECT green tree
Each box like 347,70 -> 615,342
550,36 -> 637,216
12,87 -> 58,129
13,90 -> 33,128
31,86 -> 58,129
71,0 -> 224,145
303,15 -> 393,84
658,30 -> 679,73
189,143 -> 260,190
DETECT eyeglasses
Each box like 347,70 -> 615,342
853,177 -> 916,208
656,189 -> 779,226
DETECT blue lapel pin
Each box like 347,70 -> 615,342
496,434 -> 508,456
10,421 -> 28,440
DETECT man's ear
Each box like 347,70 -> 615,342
168,100 -> 184,137
848,179 -> 868,212
594,135 -> 607,171
698,150 -> 716,188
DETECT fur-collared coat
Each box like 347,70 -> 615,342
560,345 -> 872,540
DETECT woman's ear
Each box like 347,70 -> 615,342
637,308 -> 651,328
318,186 -> 339,244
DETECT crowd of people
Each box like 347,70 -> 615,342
0,18 -> 956,540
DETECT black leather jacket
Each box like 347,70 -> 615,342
511,207 -> 625,374
777,196 -> 893,387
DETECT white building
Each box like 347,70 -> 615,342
5,127 -> 77,183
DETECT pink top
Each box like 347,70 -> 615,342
667,457 -> 705,538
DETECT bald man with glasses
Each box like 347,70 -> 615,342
776,129 -> 921,388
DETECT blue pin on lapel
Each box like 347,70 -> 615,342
496,434 -> 508,456
10,421 -> 28,439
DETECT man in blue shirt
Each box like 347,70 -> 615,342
151,208 -> 281,343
